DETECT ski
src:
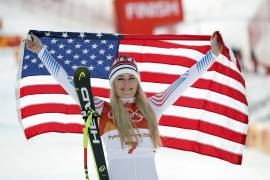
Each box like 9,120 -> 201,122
73,67 -> 109,180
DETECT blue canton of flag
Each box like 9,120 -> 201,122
22,31 -> 122,79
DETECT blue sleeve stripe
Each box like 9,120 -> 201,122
42,50 -> 61,76
152,75 -> 187,106
196,52 -> 214,72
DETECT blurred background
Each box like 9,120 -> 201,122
0,0 -> 270,179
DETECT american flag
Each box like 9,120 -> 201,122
17,30 -> 248,165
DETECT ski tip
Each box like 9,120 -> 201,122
73,66 -> 90,81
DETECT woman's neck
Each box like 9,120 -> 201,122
119,97 -> 135,104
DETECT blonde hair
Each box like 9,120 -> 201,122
110,83 -> 161,148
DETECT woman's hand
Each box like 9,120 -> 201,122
25,34 -> 44,54
210,31 -> 224,56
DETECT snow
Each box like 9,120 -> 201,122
1,0 -> 270,179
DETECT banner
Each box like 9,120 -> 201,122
114,0 -> 184,34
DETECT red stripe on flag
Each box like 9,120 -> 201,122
120,39 -> 210,54
159,116 -> 246,144
174,97 -> 248,124
92,87 -> 110,98
192,79 -> 247,105
21,104 -> 81,119
24,122 -> 84,139
118,52 -> 196,67
123,35 -> 211,41
161,136 -> 242,164
141,72 -> 180,83
20,85 -> 67,98
20,85 -> 107,99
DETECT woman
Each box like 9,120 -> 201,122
25,31 -> 223,180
